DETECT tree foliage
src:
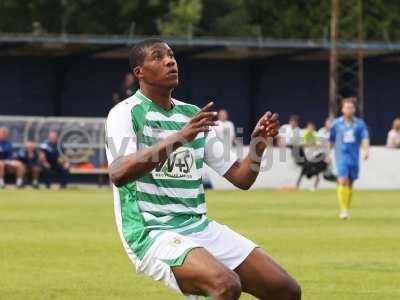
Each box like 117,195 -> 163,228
200,0 -> 261,37
0,0 -> 399,41
363,0 -> 400,41
157,0 -> 203,38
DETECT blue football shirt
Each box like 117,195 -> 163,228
329,116 -> 369,166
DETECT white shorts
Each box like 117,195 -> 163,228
135,220 -> 257,299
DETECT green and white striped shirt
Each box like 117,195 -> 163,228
105,90 -> 237,260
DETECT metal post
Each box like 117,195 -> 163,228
329,0 -> 339,119
329,0 -> 364,118
357,0 -> 364,117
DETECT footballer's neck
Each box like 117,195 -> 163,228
140,83 -> 173,111
343,116 -> 354,122
344,115 -> 354,123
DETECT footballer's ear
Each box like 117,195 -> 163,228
134,66 -> 143,80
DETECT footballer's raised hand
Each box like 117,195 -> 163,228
178,101 -> 217,142
250,111 -> 280,155
251,111 -> 280,139
262,111 -> 280,138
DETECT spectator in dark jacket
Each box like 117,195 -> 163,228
40,131 -> 69,189
17,141 -> 41,189
112,73 -> 138,105
119,73 -> 137,100
0,127 -> 25,188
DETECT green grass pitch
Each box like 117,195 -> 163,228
1,188 -> 399,300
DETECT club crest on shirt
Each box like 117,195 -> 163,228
344,129 -> 355,143
152,147 -> 199,180
170,237 -> 182,247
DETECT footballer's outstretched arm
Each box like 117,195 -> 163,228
108,102 -> 217,187
224,112 -> 280,190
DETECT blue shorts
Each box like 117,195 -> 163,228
336,163 -> 359,181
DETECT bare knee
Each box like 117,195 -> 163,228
259,275 -> 301,300
287,279 -> 301,300
16,161 -> 24,171
338,177 -> 349,186
207,269 -> 241,300
277,276 -> 301,300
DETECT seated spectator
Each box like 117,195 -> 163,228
317,118 -> 332,145
279,115 -> 305,166
279,115 -> 301,147
386,118 -> 400,148
296,122 -> 327,191
214,109 -> 236,146
301,122 -> 318,147
17,141 -> 41,189
0,127 -> 25,188
40,131 -> 69,189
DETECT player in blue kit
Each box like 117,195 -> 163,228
327,97 -> 370,219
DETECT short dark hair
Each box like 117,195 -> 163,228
341,97 -> 357,107
129,39 -> 166,73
